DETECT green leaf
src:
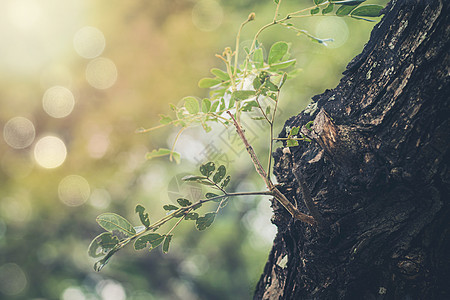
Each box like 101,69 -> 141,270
274,0 -> 279,4
177,198 -> 192,207
219,198 -> 229,208
201,98 -> 211,113
350,4 -> 383,17
305,120 -> 314,131
185,212 -> 199,220
163,204 -> 179,211
253,48 -> 264,68
278,72 -> 288,89
232,90 -> 256,101
210,68 -> 229,81
196,212 -> 216,231
184,97 -> 199,114
182,175 -> 208,182
228,95 -> 236,109
219,98 -> 226,111
135,205 -> 150,227
314,0 -> 326,4
171,152 -> 181,164
290,126 -> 300,136
210,100 -> 220,112
192,203 -> 202,210
162,235 -> 172,253
322,3 -> 334,14
88,232 -> 119,258
213,165 -> 226,183
200,162 -> 215,177
269,59 -> 296,71
198,78 -> 221,89
336,4 -> 359,16
205,192 -> 218,199
311,7 -> 320,14
287,139 -> 299,147
159,114 -> 172,125
268,41 -> 289,65
96,213 -> 136,237
134,233 -> 165,250
221,175 -> 231,189
241,100 -> 259,112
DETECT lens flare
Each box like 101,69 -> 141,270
34,136 -> 67,168
3,117 -> 35,149
58,175 -> 90,207
42,86 -> 75,118
73,26 -> 106,59
85,57 -> 117,89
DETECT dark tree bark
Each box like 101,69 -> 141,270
254,0 -> 449,299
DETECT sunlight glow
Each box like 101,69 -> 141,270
42,86 -> 75,118
85,58 -> 118,89
34,136 -> 67,168
3,117 -> 36,149
73,26 -> 106,59
58,175 -> 90,207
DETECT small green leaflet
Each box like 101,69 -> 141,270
163,204 -> 179,211
135,205 -> 150,227
205,192 -> 218,199
96,213 -> 136,237
200,162 -> 215,177
185,212 -> 199,220
336,4 -> 359,16
290,126 -> 300,136
311,7 -> 320,15
287,139 -> 299,147
184,97 -> 199,114
232,90 -> 256,101
93,247 -> 119,272
88,232 -> 119,258
210,68 -> 229,81
196,212 -> 216,231
269,59 -> 296,71
134,233 -> 165,251
314,0 -> 326,4
177,198 -> 192,207
351,5 -> 383,17
198,78 -> 221,89
221,175 -> 231,189
268,41 -> 289,65
322,3 -> 334,14
182,175 -> 207,182
202,98 -> 211,113
162,235 -> 172,253
213,165 -> 226,183
159,114 -> 172,125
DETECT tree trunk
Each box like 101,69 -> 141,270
254,0 -> 449,299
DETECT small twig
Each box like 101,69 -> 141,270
227,110 -> 316,225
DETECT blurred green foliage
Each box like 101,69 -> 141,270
0,0 -> 384,299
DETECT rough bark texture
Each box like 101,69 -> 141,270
254,0 -> 449,299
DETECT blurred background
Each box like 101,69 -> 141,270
0,0 -> 382,299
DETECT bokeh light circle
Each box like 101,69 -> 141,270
34,136 -> 67,168
0,263 -> 27,296
58,175 -> 90,207
42,86 -> 75,118
315,17 -> 349,49
192,0 -> 223,32
61,286 -> 86,300
3,117 -> 35,149
73,26 -> 106,59
85,58 -> 118,89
